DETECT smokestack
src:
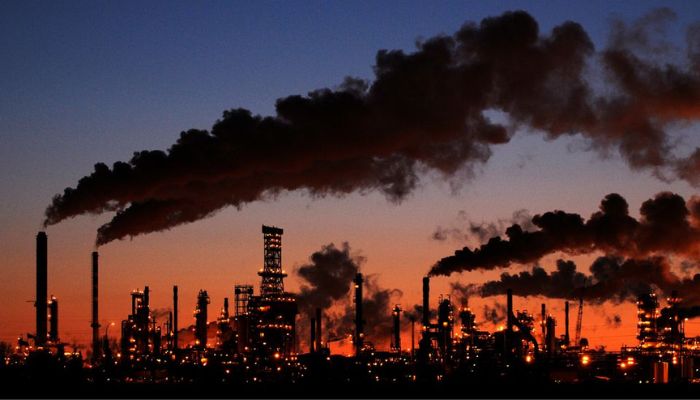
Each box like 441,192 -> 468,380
564,301 -> 570,347
392,305 -> 401,352
91,251 -> 100,362
541,303 -> 546,352
223,297 -> 229,319
315,308 -> 322,352
195,289 -> 209,348
310,317 -> 316,353
144,285 -> 150,309
35,232 -> 47,347
49,295 -> 58,342
354,273 -> 364,357
507,289 -> 514,332
173,285 -> 178,350
422,276 -> 430,327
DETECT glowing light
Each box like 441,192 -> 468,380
581,355 -> 590,366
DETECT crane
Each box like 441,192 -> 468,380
574,295 -> 584,347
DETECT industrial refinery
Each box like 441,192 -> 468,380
1,226 -> 700,397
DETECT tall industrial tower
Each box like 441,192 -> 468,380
259,225 -> 286,295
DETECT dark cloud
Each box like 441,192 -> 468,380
43,10 -> 700,245
430,192 -> 700,276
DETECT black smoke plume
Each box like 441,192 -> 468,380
473,256 -> 700,305
43,10 -> 700,245
294,242 -> 401,347
295,242 -> 363,316
431,192 -> 700,276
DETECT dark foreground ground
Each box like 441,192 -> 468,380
3,382 -> 700,399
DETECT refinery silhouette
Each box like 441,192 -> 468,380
2,225 -> 700,398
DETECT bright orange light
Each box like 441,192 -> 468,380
273,352 -> 280,359
581,355 -> 590,366
620,362 -> 627,369
525,355 -> 532,363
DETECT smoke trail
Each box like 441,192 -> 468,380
43,10 -> 700,245
472,256 -> 700,305
433,209 -> 533,244
430,192 -> 700,276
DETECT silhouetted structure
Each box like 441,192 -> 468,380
48,295 -> 58,343
195,290 -> 210,349
173,285 -> 178,350
354,272 -> 364,356
35,231 -> 47,347
392,305 -> 401,352
91,251 -> 100,363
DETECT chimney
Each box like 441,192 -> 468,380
392,305 -> 401,352
49,295 -> 58,343
422,276 -> 430,327
541,303 -> 546,351
354,273 -> 364,357
564,301 -> 570,347
310,317 -> 316,353
223,297 -> 229,319
315,308 -> 322,352
35,232 -> 48,347
144,285 -> 150,309
91,251 -> 100,362
506,289 -> 514,332
173,285 -> 179,350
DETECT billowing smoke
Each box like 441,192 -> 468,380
433,209 -> 533,244
482,303 -> 507,326
294,242 -> 401,347
430,192 -> 700,276
472,256 -> 700,305
295,242 -> 363,316
43,10 -> 700,245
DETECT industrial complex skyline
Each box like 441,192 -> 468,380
3,1 -> 700,394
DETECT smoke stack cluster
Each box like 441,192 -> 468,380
43,10 -> 700,246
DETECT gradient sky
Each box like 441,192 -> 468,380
2,1 -> 700,351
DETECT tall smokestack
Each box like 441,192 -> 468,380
422,276 -> 430,327
35,232 -> 47,347
564,301 -> 570,347
392,305 -> 401,352
49,295 -> 58,343
310,317 -> 316,353
91,251 -> 100,362
173,285 -> 179,350
541,303 -> 546,352
354,273 -> 364,357
223,297 -> 229,319
506,289 -> 514,332
315,308 -> 322,352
